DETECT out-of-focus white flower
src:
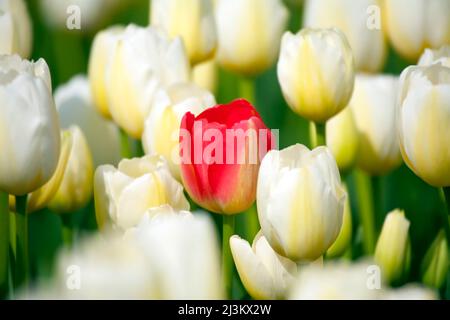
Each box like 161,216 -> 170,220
48,126 -> 94,213
383,0 -> 450,61
215,0 -> 289,76
350,74 -> 402,175
108,25 -> 190,138
289,260 -> 382,300
39,0 -> 121,32
382,285 -> 437,300
55,75 -> 121,167
142,82 -> 216,179
0,55 -> 60,195
192,59 -> 218,93
230,231 -> 297,300
151,0 -> 217,65
418,45 -> 450,67
94,155 -> 189,230
257,144 -> 346,262
0,0 -> 32,58
277,28 -> 355,123
88,26 -> 124,119
126,210 -> 224,299
397,65 -> 450,187
303,0 -> 386,72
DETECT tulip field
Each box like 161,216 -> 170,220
0,0 -> 449,302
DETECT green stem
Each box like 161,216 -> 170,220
438,187 -> 450,247
14,195 -> 29,290
372,175 -> 384,231
239,77 -> 255,103
222,215 -> 235,299
119,128 -> 132,159
354,170 -> 376,254
61,214 -> 74,247
0,192 -> 9,298
309,122 -> 326,148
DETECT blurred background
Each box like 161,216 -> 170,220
23,0 -> 446,298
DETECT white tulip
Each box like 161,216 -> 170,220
126,210 -> 224,299
277,28 -> 355,123
88,26 -> 124,119
418,45 -> 450,68
384,0 -> 450,61
94,155 -> 189,230
108,25 -> 190,138
289,260 -> 382,300
230,231 -> 297,300
55,75 -> 121,167
142,82 -> 216,179
215,0 -> 289,76
303,0 -> 386,72
397,65 -> 450,187
257,144 -> 346,262
0,0 -> 32,58
350,74 -> 402,175
151,0 -> 217,65
48,126 -> 94,213
0,55 -> 60,195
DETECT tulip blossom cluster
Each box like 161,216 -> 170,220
1,0 -> 450,302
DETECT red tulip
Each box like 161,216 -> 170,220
179,99 -> 274,214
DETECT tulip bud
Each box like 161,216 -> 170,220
192,59 -> 218,94
326,184 -> 353,258
374,209 -> 411,284
55,75 -> 121,167
151,0 -> 217,65
384,0 -> 450,61
418,45 -> 450,67
108,25 -> 190,138
48,126 -> 94,213
215,0 -> 289,76
350,74 -> 402,175
0,0 -> 32,58
257,144 -> 346,262
230,232 -> 297,300
420,231 -> 448,289
179,99 -> 273,214
326,108 -> 359,173
303,0 -> 386,72
397,65 -> 450,187
27,129 -> 73,213
88,26 -> 124,119
277,28 -> 355,123
0,55 -> 60,195
142,82 -> 216,180
94,155 -> 189,230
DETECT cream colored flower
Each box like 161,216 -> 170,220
418,45 -> 450,67
192,59 -> 218,93
0,0 -> 32,58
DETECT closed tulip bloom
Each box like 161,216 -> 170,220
351,74 -> 402,175
55,75 -> 121,167
374,209 -> 411,284
303,0 -> 386,72
94,155 -> 189,230
142,82 -> 216,180
418,45 -> 450,67
180,99 -> 273,214
0,0 -> 32,58
108,25 -> 190,138
27,129 -> 73,213
48,126 -> 94,213
257,144 -> 346,262
230,232 -> 297,300
420,231 -> 448,289
88,26 -> 124,119
0,55 -> 60,195
277,28 -> 355,123
151,0 -> 217,65
384,0 -> 450,62
397,65 -> 450,187
192,59 -> 218,93
215,0 -> 289,76
326,108 -> 359,173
